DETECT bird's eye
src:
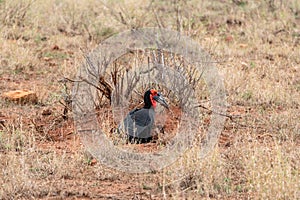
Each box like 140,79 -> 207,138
151,89 -> 158,95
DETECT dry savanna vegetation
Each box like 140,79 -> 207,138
0,0 -> 300,199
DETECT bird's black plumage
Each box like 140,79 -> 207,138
117,89 -> 168,143
143,90 -> 152,109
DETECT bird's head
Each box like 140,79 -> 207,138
144,89 -> 169,109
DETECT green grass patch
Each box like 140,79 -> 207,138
43,51 -> 69,60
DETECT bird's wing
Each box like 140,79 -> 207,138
119,108 -> 155,138
130,109 -> 152,127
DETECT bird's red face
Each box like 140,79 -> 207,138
149,89 -> 158,108
149,89 -> 169,109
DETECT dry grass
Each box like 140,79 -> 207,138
0,0 -> 299,199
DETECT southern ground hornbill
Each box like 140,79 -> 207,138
117,89 -> 169,143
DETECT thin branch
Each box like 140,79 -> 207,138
195,104 -> 232,120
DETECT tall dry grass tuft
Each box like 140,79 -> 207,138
242,141 -> 299,199
0,121 -> 37,199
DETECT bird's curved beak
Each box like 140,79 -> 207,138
153,93 -> 169,109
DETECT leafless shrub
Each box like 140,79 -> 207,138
81,48 -> 207,114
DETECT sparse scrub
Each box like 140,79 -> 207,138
0,0 -> 299,199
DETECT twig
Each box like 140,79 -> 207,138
195,104 -> 232,120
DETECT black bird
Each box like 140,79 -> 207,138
118,89 -> 169,143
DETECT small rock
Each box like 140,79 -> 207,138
239,43 -> 248,48
225,35 -> 234,42
52,45 -> 60,50
2,89 -> 38,104
43,57 -> 51,61
42,109 -> 52,116
90,158 -> 97,166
